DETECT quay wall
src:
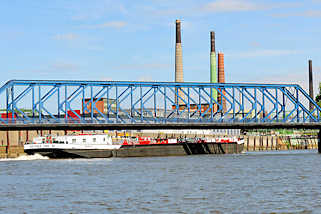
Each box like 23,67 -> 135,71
0,130 -> 318,158
243,135 -> 318,151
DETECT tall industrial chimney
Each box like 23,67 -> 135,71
309,59 -> 314,111
210,31 -> 217,101
175,19 -> 184,104
218,52 -> 226,112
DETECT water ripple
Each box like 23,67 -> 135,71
0,150 -> 320,213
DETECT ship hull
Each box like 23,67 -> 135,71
25,142 -> 244,158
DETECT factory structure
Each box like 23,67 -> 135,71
73,19 -> 315,136
79,19 -> 228,118
171,19 -> 237,136
73,19 -> 238,136
173,20 -> 226,114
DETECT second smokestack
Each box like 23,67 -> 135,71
175,20 -> 184,104
218,52 -> 226,112
210,31 -> 217,100
309,59 -> 314,111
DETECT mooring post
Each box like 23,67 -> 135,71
318,129 -> 321,154
6,130 -> 9,154
26,130 -> 29,142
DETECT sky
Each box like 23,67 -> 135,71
1,0 -> 321,97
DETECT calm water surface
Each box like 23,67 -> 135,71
0,150 -> 321,214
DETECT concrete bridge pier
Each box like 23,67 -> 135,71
318,130 -> 321,154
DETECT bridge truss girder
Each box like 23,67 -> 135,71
0,80 -> 320,124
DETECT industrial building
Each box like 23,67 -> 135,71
82,98 -> 117,114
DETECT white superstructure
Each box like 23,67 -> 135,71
24,134 -> 122,151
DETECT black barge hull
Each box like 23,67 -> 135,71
25,142 -> 244,158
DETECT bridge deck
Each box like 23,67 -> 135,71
1,122 -> 321,131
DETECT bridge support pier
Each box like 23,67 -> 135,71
318,129 -> 321,154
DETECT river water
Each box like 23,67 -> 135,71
0,150 -> 320,214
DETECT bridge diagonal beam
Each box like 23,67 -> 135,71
218,88 -> 237,122
130,87 -> 153,121
178,87 -> 203,119
59,86 -> 84,121
167,86 -> 189,117
282,87 -> 317,122
33,86 -> 59,110
116,87 -> 136,122
8,85 -> 33,108
191,87 -> 208,119
158,87 -> 180,120
243,88 -> 264,122
259,88 -> 277,122
89,86 -> 115,122
238,88 -> 255,122
198,87 -> 214,118
8,85 -> 34,122
263,88 -> 284,121
296,85 -> 321,120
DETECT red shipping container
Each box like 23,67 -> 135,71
1,113 -> 16,123
67,110 -> 81,120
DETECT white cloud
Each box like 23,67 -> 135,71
70,2 -> 128,21
10,70 -> 50,75
97,21 -> 127,28
9,62 -> 79,75
51,62 -> 79,71
202,0 -> 300,13
249,41 -> 261,48
143,0 -> 300,20
272,10 -> 321,18
273,71 -> 320,98
227,49 -> 301,58
85,21 -> 127,29
203,0 -> 267,12
114,63 -> 171,70
304,10 -> 321,17
138,75 -> 154,82
239,66 -> 321,98
100,77 -> 113,81
53,33 -> 78,41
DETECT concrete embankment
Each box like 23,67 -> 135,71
0,130 -> 65,158
243,135 -> 318,151
0,146 -> 24,158
0,130 -> 318,158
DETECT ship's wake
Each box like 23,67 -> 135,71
0,153 -> 49,161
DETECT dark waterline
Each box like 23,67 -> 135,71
1,150 -> 321,213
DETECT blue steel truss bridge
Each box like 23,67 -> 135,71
0,79 -> 321,130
